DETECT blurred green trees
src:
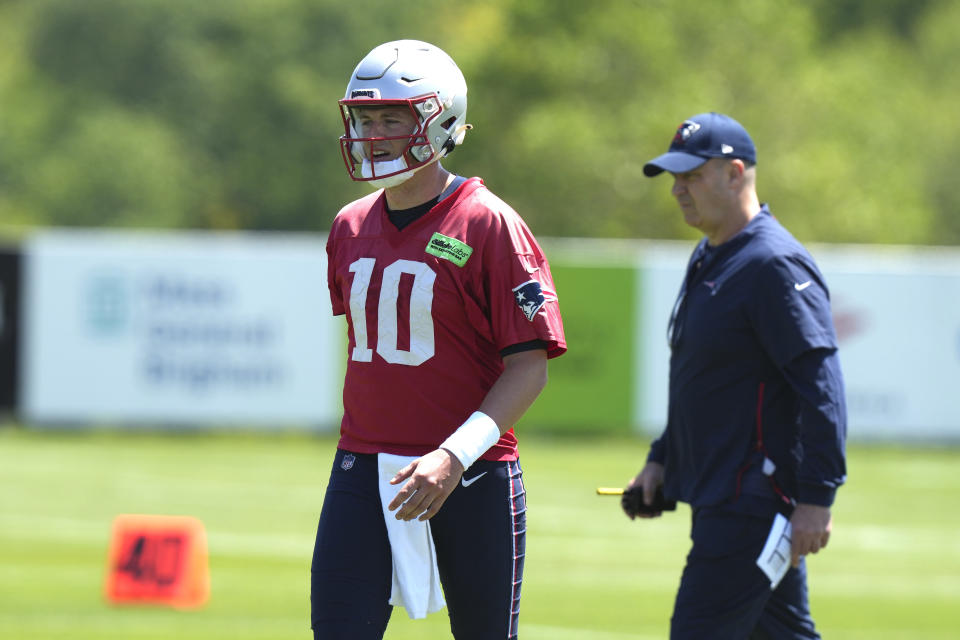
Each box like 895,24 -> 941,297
1,0 -> 957,245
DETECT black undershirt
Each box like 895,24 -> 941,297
385,175 -> 548,358
386,175 -> 468,231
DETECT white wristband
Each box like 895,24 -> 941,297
440,411 -> 501,470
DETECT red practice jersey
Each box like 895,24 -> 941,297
326,177 -> 566,460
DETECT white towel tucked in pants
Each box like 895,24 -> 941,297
377,453 -> 446,619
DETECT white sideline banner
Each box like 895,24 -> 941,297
634,243 -> 960,441
22,230 -> 343,428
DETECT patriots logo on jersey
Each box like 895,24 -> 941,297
673,120 -> 701,145
513,280 -> 546,322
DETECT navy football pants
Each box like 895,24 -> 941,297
310,449 -> 526,640
670,503 -> 820,639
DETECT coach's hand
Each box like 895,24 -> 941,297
623,462 -> 665,520
388,449 -> 465,522
790,503 -> 832,567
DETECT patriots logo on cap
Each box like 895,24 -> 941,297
673,120 -> 701,145
513,280 -> 546,322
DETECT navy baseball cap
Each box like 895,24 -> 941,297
643,112 -> 756,177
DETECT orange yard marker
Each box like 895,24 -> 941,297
104,514 -> 210,609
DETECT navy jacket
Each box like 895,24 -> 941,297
648,205 -> 847,509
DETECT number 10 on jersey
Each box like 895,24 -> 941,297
348,258 -> 437,366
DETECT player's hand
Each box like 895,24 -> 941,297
388,448 -> 465,521
623,462 -> 665,520
789,503 -> 832,567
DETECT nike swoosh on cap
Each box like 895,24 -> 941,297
794,281 -> 812,291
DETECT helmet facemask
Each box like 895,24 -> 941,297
339,95 -> 445,188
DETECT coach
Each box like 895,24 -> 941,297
625,112 -> 847,638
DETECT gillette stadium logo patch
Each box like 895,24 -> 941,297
513,280 -> 546,321
425,233 -> 473,267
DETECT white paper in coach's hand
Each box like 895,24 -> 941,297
756,513 -> 792,590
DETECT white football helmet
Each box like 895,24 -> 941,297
338,40 -> 470,188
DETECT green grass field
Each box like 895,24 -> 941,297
1,427 -> 958,639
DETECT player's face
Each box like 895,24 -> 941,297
670,159 -> 737,239
351,106 -> 419,162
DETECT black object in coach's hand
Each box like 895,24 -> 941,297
622,486 -> 677,517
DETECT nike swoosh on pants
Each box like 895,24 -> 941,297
461,471 -> 488,487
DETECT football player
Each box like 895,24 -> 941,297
310,40 -> 566,640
